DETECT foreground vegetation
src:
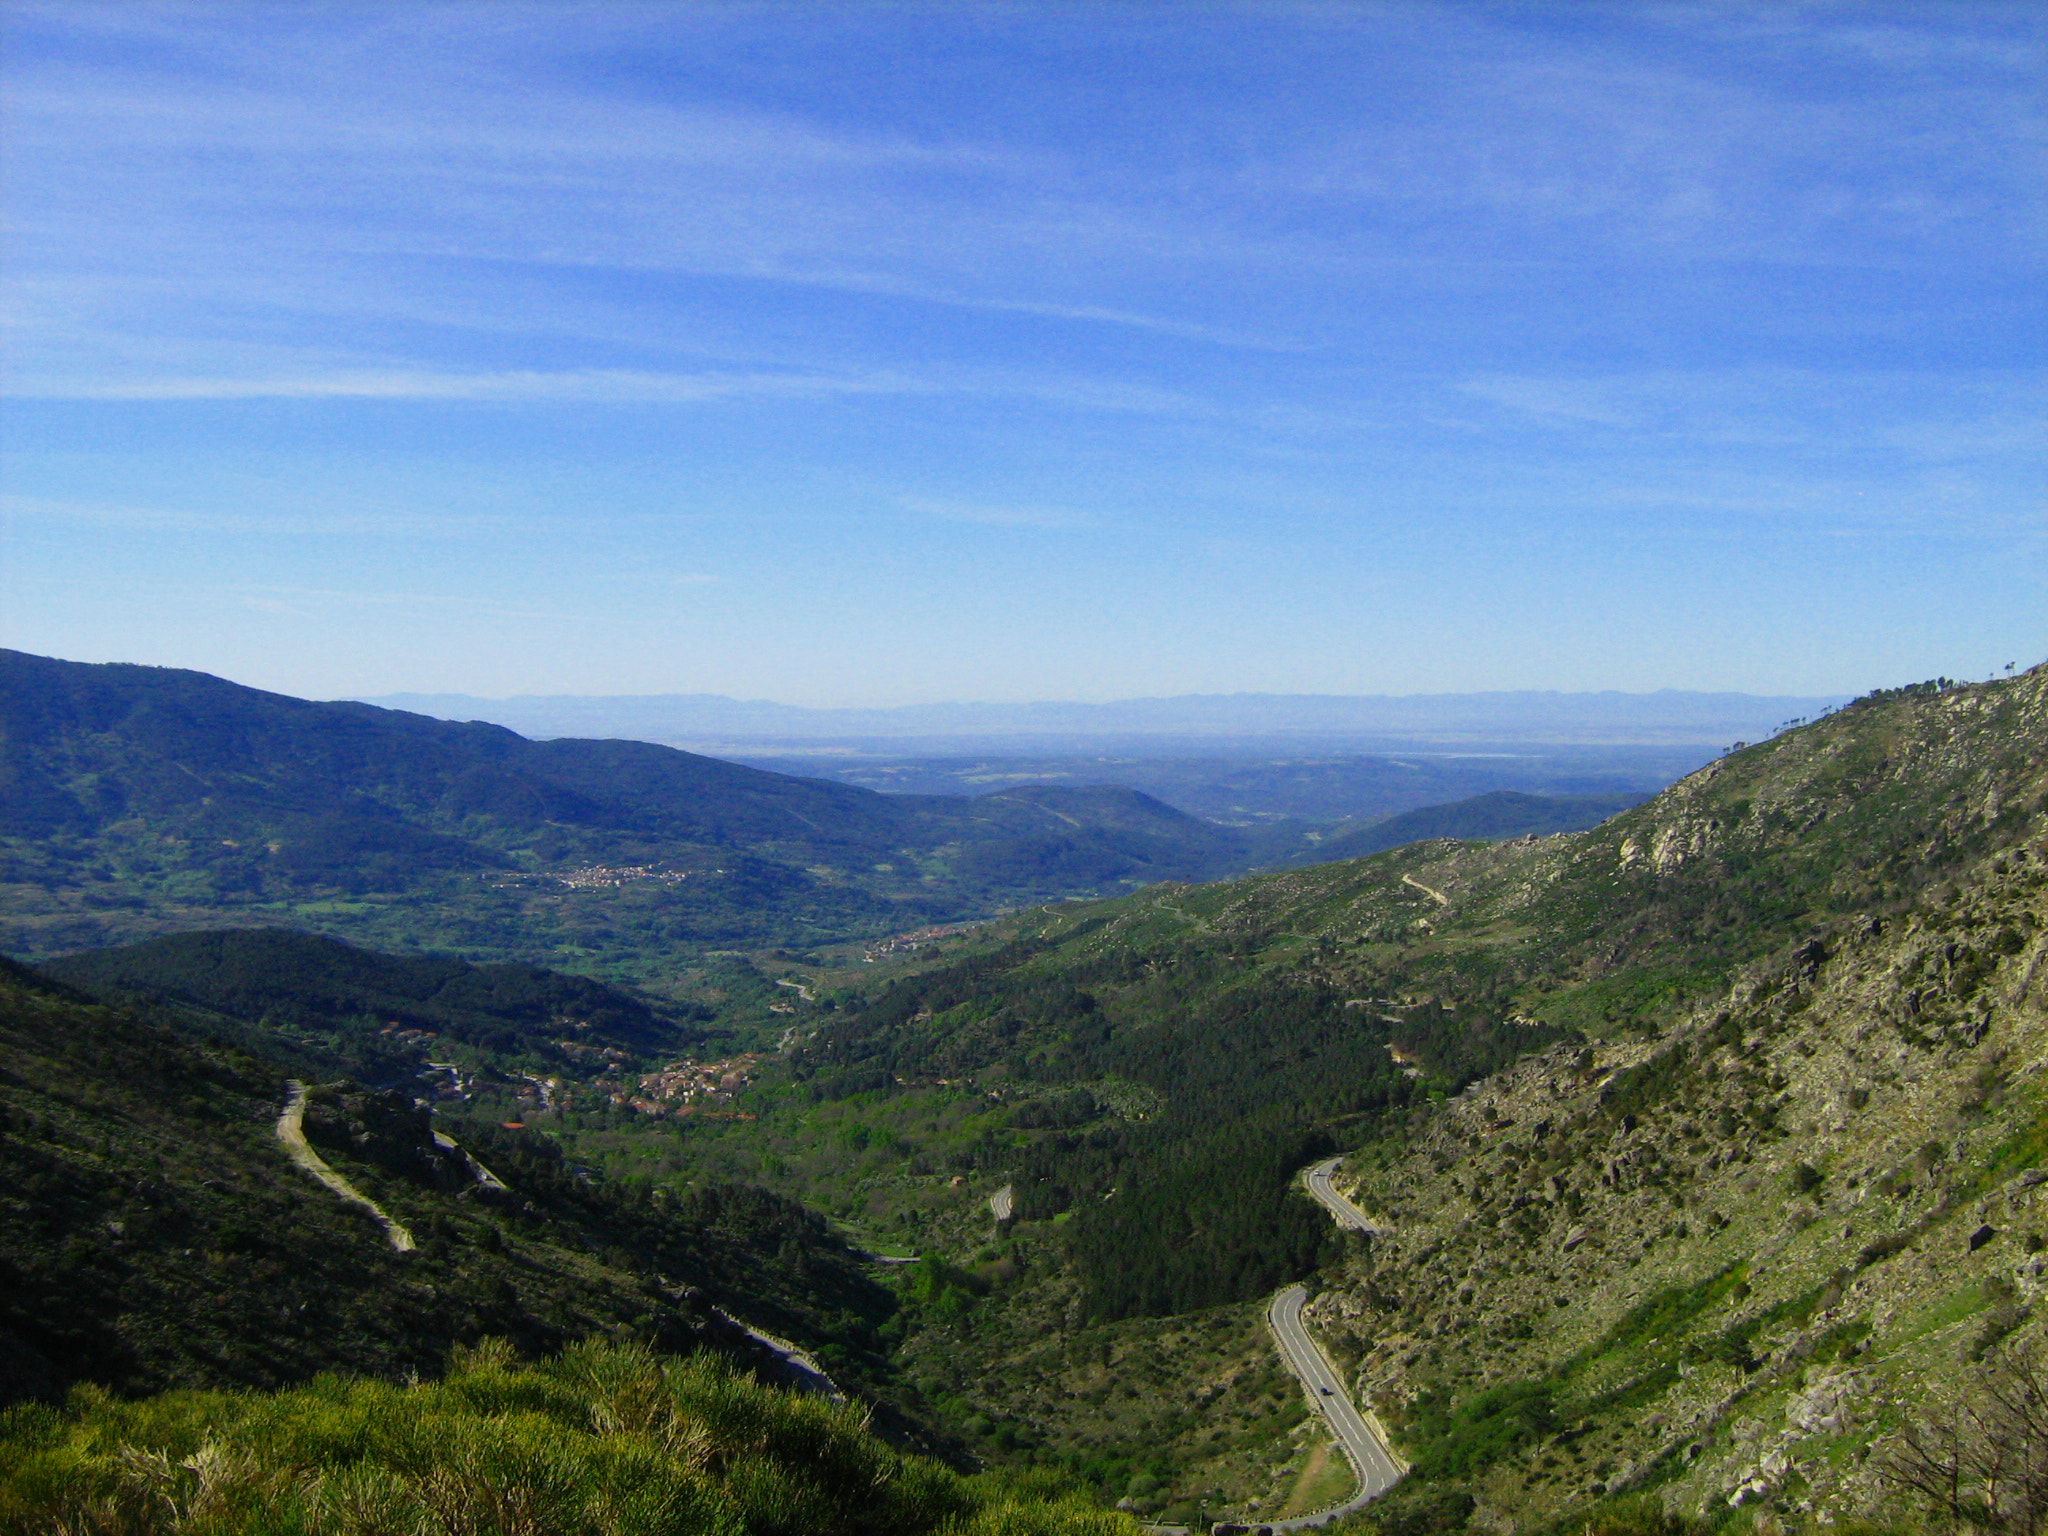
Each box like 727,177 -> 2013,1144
0,1338 -> 1133,1536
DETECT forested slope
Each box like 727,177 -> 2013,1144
0,650 -> 1266,966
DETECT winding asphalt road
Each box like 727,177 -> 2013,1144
1262,1284 -> 1406,1529
1240,1159 -> 1403,1530
713,1307 -> 845,1402
1301,1157 -> 1382,1235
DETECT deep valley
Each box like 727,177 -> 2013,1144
3,659 -> 2045,1534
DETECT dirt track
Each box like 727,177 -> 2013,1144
275,1080 -> 415,1253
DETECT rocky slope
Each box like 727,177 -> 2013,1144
1290,670 -> 2048,1528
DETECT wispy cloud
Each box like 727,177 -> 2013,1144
5,367 -> 936,405
0,491 -> 463,538
900,496 -> 1092,530
1454,368 -> 2048,455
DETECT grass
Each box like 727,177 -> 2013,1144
1278,1438 -> 1354,1518
0,1338 -> 1139,1536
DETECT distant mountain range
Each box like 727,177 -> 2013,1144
0,651 -> 1672,972
359,687 -> 1850,752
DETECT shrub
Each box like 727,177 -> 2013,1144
0,1340 -> 1138,1536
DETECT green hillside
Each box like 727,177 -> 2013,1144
40,927 -> 707,1079
0,650 -> 1267,974
0,956 -> 896,1411
1307,806 -> 2048,1528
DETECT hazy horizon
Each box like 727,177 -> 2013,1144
357,678 -> 1856,753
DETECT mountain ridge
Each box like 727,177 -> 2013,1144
39,927 -> 706,1078
0,650 -> 1280,969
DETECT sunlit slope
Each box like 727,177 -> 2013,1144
1306,684 -> 2048,1527
798,670 -> 2046,1329
0,650 -> 1261,963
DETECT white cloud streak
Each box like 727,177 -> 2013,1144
900,496 -> 1092,530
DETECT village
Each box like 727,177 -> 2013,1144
861,920 -> 987,963
611,1051 -> 769,1119
478,864 -> 712,892
552,864 -> 699,890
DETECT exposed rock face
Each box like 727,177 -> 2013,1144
1300,668 -> 2048,1527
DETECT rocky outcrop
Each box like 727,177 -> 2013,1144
1297,670 -> 2048,1528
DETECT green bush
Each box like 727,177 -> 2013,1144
0,1339 -> 1137,1536
1404,1379 -> 1558,1481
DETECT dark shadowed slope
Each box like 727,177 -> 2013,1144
0,954 -> 893,1408
41,927 -> 704,1063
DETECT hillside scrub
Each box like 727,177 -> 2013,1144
0,1338 -> 1136,1536
1298,675 -> 2048,1524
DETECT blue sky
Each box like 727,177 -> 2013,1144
1,1 -> 2040,705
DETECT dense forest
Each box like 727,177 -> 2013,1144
41,927 -> 708,1076
803,935 -> 1566,1319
